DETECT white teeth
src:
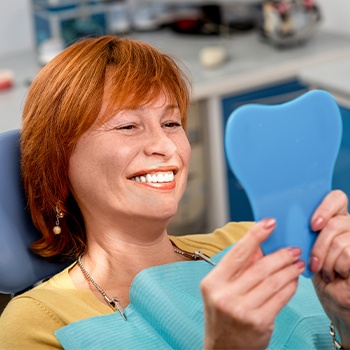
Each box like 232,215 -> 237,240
131,171 -> 174,183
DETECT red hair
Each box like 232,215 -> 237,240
21,36 -> 191,260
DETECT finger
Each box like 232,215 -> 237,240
321,233 -> 346,281
212,218 -> 276,282
313,270 -> 350,309
320,231 -> 350,281
249,247 -> 264,265
232,247 -> 303,294
253,278 -> 299,323
236,260 -> 304,311
311,190 -> 348,232
334,246 -> 350,280
310,215 -> 350,273
228,275 -> 300,328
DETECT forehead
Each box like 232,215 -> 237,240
104,63 -> 181,102
130,94 -> 179,111
100,84 -> 178,119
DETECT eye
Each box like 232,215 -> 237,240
118,125 -> 134,130
164,122 -> 182,128
113,124 -> 139,134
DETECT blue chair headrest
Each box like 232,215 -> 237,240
0,130 -> 70,294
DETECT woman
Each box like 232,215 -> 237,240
0,36 -> 349,349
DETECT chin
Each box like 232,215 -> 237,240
143,207 -> 178,223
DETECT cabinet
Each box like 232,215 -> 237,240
33,2 -> 108,41
297,57 -> 350,208
168,101 -> 207,235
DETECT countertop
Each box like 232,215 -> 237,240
132,29 -> 350,99
1,29 -> 350,132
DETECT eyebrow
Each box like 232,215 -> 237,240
130,104 -> 180,112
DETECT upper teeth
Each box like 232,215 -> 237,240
131,172 -> 174,183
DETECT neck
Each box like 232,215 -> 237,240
88,230 -> 176,265
69,226 -> 182,308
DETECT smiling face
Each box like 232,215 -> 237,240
68,92 -> 191,234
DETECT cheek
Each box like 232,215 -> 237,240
181,138 -> 191,167
68,149 -> 96,202
68,138 -> 136,193
68,140 -> 110,198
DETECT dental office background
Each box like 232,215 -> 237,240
1,1 -> 350,58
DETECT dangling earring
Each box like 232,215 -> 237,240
53,206 -> 64,235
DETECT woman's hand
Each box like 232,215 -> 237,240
201,218 -> 305,350
310,190 -> 350,348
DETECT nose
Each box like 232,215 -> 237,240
143,127 -> 177,158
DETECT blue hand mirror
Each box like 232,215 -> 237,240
225,90 -> 342,277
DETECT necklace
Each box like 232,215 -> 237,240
173,247 -> 216,266
77,254 -> 127,321
77,247 -> 215,322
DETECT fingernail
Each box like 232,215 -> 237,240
312,216 -> 324,231
322,271 -> 331,284
294,260 -> 305,270
309,256 -> 320,273
262,218 -> 276,229
288,247 -> 302,258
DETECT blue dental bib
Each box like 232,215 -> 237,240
55,247 -> 331,349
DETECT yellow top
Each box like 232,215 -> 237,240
0,222 -> 253,350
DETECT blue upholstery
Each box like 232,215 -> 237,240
0,130 -> 69,294
225,90 -> 342,277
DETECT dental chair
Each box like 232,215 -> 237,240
0,129 -> 70,295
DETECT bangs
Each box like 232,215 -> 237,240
99,40 -> 191,129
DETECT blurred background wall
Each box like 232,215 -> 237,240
0,0 -> 35,57
1,0 -> 350,58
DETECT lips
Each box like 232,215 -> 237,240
130,171 -> 175,183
